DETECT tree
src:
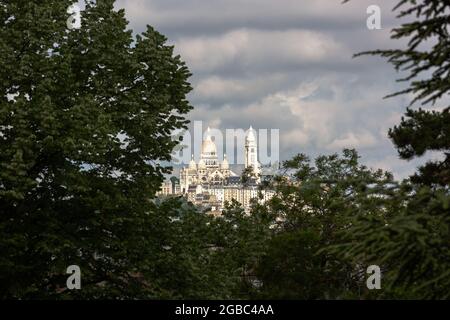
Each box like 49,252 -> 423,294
170,176 -> 179,193
350,0 -> 450,186
252,150 -> 396,299
0,0 -> 192,298
146,198 -> 273,299
338,0 -> 450,298
208,199 -> 275,298
330,183 -> 450,299
241,166 -> 258,186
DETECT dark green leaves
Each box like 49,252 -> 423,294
0,0 -> 192,298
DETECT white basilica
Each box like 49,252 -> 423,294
180,126 -> 261,193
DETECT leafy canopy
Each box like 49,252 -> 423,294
0,0 -> 192,298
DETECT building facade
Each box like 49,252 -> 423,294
177,126 -> 273,213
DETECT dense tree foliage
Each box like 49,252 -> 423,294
330,184 -> 450,299
0,0 -> 192,298
246,149 -> 449,299
252,150 -> 397,299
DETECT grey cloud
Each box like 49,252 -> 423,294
173,28 -> 352,76
111,0 -> 426,179
115,0 -> 398,37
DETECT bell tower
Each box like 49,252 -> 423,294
245,126 -> 260,178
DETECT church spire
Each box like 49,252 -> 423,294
189,153 -> 197,169
245,125 -> 260,180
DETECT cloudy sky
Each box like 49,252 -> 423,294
113,0 -> 439,179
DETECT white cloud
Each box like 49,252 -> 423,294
192,73 -> 288,102
327,131 -> 378,150
174,29 -> 349,72
282,129 -> 310,146
195,76 -> 245,99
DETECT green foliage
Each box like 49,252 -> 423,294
0,0 -> 192,298
252,150 -> 396,299
240,166 -> 258,186
251,149 -> 449,299
205,199 -> 273,298
329,184 -> 450,299
390,108 -> 450,185
352,0 -> 450,186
